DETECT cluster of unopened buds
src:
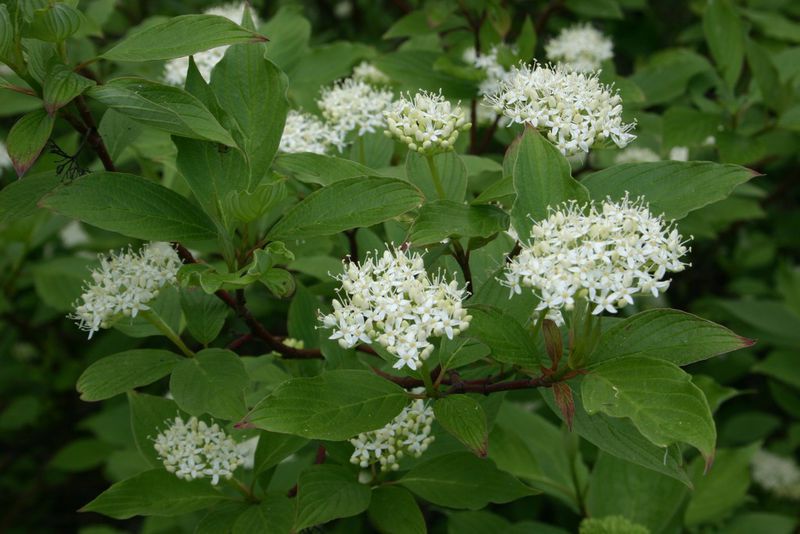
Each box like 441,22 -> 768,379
384,90 -> 471,155
154,416 -> 244,485
485,62 -> 636,156
545,23 -> 613,73
504,196 -> 690,324
70,242 -> 182,338
319,247 -> 471,370
350,393 -> 435,471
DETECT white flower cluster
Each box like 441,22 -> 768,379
163,2 -> 258,86
317,78 -> 394,137
545,23 -> 613,73
484,63 -> 636,156
0,141 -> 11,170
320,247 -> 471,370
615,147 -> 660,164
352,61 -> 390,85
504,196 -> 690,323
70,242 -> 182,338
154,416 -> 244,485
279,110 -> 344,154
463,46 -> 510,97
384,91 -> 470,154
751,449 -> 800,500
350,395 -> 435,471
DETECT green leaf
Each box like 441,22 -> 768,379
42,64 -> 95,115
684,445 -> 758,526
80,469 -> 226,519
399,452 -> 534,510
581,357 -> 716,463
222,181 -> 287,224
27,4 -> 81,42
591,309 -> 752,367
197,503 -> 250,534
7,108 -> 55,176
742,8 -> 800,43
246,370 -> 408,440
746,39 -> 788,112
510,127 -> 589,241
32,256 -> 93,311
294,465 -> 371,531
586,452 -> 688,534
410,201 -> 508,246
373,50 -> 476,99
274,152 -> 374,186
541,387 -> 691,485
77,349 -> 182,402
703,0 -> 744,89
719,513 -> 798,534
490,403 -> 585,510
565,0 -> 622,19
170,348 -> 248,420
174,137 -> 249,225
51,438 -> 115,473
262,7 -> 311,71
232,496 -> 294,534
98,108 -> 144,161
434,395 -> 489,457
252,431 -> 308,476
41,172 -> 217,243
753,350 -> 800,389
405,151 -> 467,202
581,161 -> 759,220
368,486 -> 425,534
466,305 -> 540,366
662,106 -> 721,149
211,43 -> 288,182
128,392 -> 181,467
0,5 -> 13,60
629,49 -> 712,105
266,177 -> 423,241
103,15 -> 267,61
180,288 -> 229,345
88,78 -> 235,146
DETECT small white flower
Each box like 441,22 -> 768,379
352,61 -> 390,85
615,147 -> 660,164
668,146 -> 689,161
545,23 -> 613,73
279,110 -> 344,154
236,436 -> 260,470
751,449 -> 800,500
384,90 -> 470,155
349,394 -> 435,471
154,416 -> 244,485
70,242 -> 182,338
0,141 -> 11,170
504,195 -> 690,319
163,2 -> 259,86
317,78 -> 394,138
484,62 -> 636,156
319,246 -> 471,371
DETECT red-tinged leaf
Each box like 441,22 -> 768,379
553,382 -> 575,431
7,109 -> 55,177
542,319 -> 563,368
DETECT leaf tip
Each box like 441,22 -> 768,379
703,450 -> 716,475
739,336 -> 756,348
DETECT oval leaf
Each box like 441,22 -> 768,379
245,370 -> 409,440
103,15 -> 267,61
8,109 -> 55,177
41,171 -> 218,243
433,395 -> 489,457
581,357 -> 716,464
266,177 -> 423,241
77,349 -> 182,402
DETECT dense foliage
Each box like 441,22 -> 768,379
1,0 -> 799,532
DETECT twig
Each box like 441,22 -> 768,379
73,96 -> 115,172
